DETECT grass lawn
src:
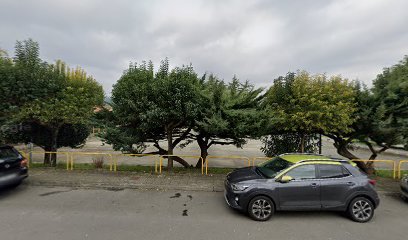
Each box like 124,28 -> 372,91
372,169 -> 407,179
29,162 -> 408,178
29,162 -> 234,175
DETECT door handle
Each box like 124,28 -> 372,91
311,183 -> 318,188
346,182 -> 355,186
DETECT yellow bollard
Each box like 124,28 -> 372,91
108,154 -> 118,172
159,156 -> 163,174
398,160 -> 408,179
206,157 -> 208,175
352,159 -> 397,179
66,154 -> 70,170
70,154 -> 73,170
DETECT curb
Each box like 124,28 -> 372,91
24,180 -> 225,192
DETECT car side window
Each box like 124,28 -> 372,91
318,164 -> 350,179
285,164 -> 316,180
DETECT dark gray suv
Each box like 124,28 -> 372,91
224,154 -> 380,223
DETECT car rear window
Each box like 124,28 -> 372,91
0,147 -> 21,160
319,164 -> 350,178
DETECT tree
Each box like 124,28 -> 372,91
261,133 -> 320,157
1,39 -> 62,144
15,61 -> 104,165
371,56 -> 408,150
264,71 -> 357,153
0,48 -> 7,57
191,74 -> 264,167
325,57 -> 408,173
0,49 -> 13,142
5,122 -> 90,160
106,59 -> 203,170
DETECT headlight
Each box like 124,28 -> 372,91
231,184 -> 249,191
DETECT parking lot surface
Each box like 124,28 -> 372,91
1,184 -> 407,240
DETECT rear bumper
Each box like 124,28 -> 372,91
0,168 -> 28,187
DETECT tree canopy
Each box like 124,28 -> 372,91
0,39 -> 104,165
191,74 -> 264,167
264,71 -> 357,152
106,59 -> 203,169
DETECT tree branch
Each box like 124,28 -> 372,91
171,127 -> 192,148
208,140 -> 236,148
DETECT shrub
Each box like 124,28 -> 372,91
92,156 -> 104,169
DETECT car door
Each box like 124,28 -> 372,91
318,163 -> 354,209
277,164 -> 321,210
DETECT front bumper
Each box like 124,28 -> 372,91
401,180 -> 408,199
0,167 -> 28,187
224,180 -> 245,211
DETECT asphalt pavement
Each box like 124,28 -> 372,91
1,184 -> 407,240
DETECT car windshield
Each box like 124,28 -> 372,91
256,157 -> 293,178
0,147 -> 21,160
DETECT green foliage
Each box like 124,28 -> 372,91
261,133 -> 319,157
18,63 -> 104,127
105,59 -> 202,167
370,56 -> 408,149
192,74 -> 264,166
262,71 -> 356,154
5,122 -> 90,149
266,71 -> 357,135
0,39 -> 104,165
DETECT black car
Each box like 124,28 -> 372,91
224,154 -> 380,223
0,145 -> 28,189
401,175 -> 408,201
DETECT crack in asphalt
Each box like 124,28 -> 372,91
39,190 -> 72,197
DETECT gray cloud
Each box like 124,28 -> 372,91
1,0 -> 407,94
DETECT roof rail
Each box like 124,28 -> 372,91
297,159 -> 349,164
279,152 -> 325,156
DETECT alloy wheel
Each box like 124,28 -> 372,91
251,199 -> 272,220
352,200 -> 373,221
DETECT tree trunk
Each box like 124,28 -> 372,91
43,146 -> 52,165
167,127 -> 174,171
50,127 -> 59,167
300,133 -> 305,153
150,143 -> 190,168
364,142 -> 388,175
333,139 -> 369,173
195,136 -> 209,168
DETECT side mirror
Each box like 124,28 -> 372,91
280,175 -> 293,183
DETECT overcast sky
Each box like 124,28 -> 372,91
1,0 -> 407,95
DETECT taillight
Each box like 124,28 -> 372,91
20,158 -> 28,168
368,179 -> 376,186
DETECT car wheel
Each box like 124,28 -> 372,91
248,196 -> 275,221
348,197 -> 374,223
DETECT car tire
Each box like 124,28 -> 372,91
347,197 -> 374,223
247,196 -> 275,221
